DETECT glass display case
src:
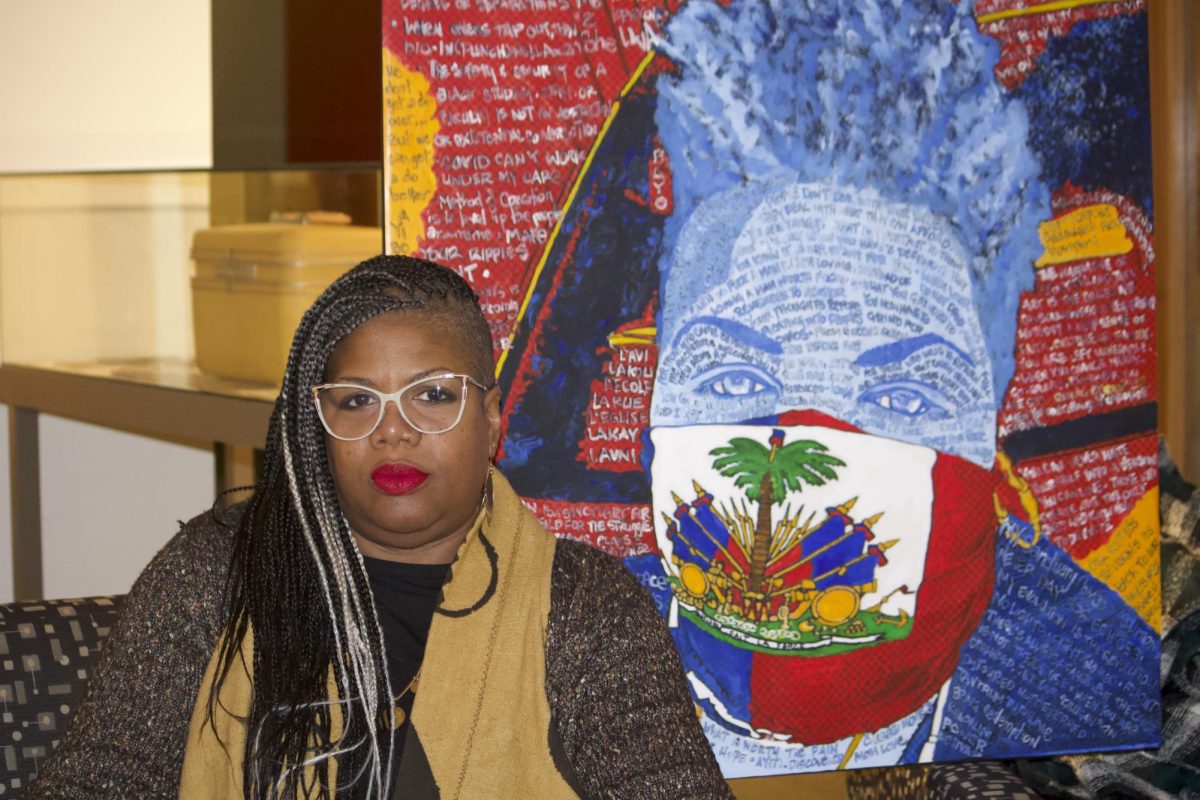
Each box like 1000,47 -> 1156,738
0,168 -> 381,598
0,167 -> 380,432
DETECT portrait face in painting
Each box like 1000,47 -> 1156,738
646,179 -> 1011,749
641,0 -> 1050,755
651,182 -> 998,467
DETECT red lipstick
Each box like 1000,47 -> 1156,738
371,463 -> 428,495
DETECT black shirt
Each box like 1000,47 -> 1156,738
361,556 -> 450,789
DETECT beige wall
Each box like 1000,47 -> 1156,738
0,0 -> 211,172
0,411 -> 215,600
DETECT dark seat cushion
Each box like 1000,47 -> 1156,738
847,762 -> 1043,799
0,596 -> 123,796
928,762 -> 1044,799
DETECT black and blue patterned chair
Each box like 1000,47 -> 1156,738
0,596 -> 123,796
0,597 -> 1044,799
846,761 -> 1044,799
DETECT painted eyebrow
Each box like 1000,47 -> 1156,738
853,333 -> 974,368
671,315 -> 783,355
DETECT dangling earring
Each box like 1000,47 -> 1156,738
483,461 -> 495,524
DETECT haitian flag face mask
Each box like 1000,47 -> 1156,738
649,410 -> 1000,744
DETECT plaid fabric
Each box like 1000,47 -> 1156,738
1160,446 -> 1200,629
0,596 -> 123,795
1016,439 -> 1200,799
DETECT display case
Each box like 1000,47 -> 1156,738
0,168 -> 381,599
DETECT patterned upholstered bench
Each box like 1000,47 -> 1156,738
0,596 -> 123,796
847,761 -> 1044,799
0,595 -> 1045,799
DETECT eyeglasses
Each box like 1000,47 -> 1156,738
311,373 -> 492,440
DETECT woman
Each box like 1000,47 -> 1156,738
28,255 -> 730,799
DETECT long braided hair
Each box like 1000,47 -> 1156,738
210,254 -> 495,799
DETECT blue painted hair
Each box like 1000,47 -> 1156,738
654,0 -> 1049,402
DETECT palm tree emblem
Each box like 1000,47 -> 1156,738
661,426 -> 909,653
710,428 -> 845,594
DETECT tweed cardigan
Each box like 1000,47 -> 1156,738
26,507 -> 732,799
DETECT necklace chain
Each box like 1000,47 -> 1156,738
392,668 -> 421,728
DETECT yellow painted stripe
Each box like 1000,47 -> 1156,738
495,50 -> 659,378
837,733 -> 865,770
1078,487 -> 1162,633
608,325 -> 656,348
977,0 -> 1127,24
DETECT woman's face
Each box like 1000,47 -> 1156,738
652,183 -> 998,467
322,310 -> 500,564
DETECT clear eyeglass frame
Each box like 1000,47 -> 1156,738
311,372 -> 493,440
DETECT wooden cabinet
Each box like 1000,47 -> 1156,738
1150,0 -> 1200,481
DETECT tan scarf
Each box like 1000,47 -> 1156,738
179,470 -> 578,799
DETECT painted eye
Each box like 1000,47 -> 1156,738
693,365 -> 780,399
858,382 -> 948,419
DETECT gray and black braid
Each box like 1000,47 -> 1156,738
210,254 -> 495,799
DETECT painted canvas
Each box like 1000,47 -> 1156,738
383,0 -> 1160,775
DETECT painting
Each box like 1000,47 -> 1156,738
383,0 -> 1160,776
